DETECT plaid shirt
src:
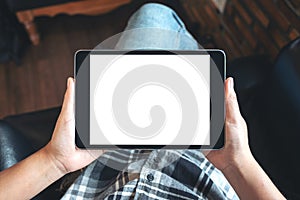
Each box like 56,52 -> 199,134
62,150 -> 239,200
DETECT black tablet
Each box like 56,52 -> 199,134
75,50 -> 225,149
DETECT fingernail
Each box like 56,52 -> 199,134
67,78 -> 71,88
229,77 -> 234,90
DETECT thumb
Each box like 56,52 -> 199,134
74,149 -> 105,168
54,77 -> 75,142
60,77 -> 75,121
203,78 -> 239,157
225,77 -> 242,124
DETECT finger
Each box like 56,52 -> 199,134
85,149 -> 105,158
202,149 -> 219,161
77,150 -> 105,165
202,149 -> 211,157
225,77 -> 242,123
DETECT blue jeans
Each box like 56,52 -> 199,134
115,3 -> 199,50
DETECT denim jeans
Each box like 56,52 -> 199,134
115,3 -> 199,50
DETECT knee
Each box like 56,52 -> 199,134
137,3 -> 174,16
128,3 -> 185,31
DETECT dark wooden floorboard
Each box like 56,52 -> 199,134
0,5 -> 129,118
0,0 -> 182,118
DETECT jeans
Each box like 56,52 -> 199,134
115,3 -> 199,50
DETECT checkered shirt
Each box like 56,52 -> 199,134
62,150 -> 239,200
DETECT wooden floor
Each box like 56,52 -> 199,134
0,0 -> 187,118
0,2 -> 134,118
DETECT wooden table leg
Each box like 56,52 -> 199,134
16,11 -> 40,45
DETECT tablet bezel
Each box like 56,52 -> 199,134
75,50 -> 225,149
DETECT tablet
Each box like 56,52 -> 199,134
75,50 -> 225,149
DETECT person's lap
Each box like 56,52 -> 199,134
115,3 -> 199,50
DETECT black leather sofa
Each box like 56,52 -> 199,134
1,38 -> 300,199
227,37 -> 300,199
0,108 -> 63,199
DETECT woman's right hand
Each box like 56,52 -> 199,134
205,77 -> 253,171
206,77 -> 285,200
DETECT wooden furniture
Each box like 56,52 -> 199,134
16,0 -> 131,45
